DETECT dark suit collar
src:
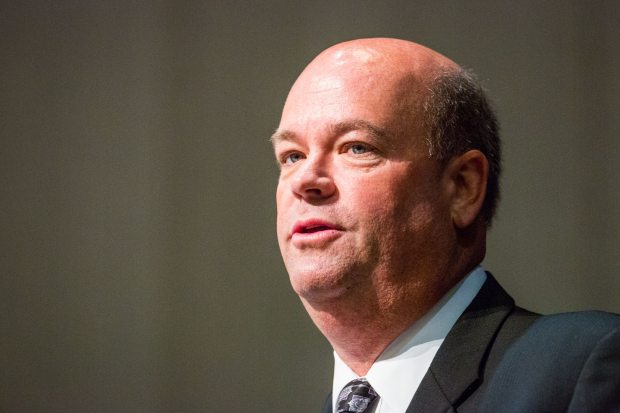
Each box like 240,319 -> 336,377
406,273 -> 515,412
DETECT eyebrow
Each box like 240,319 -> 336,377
269,119 -> 392,147
269,129 -> 297,146
330,120 -> 390,145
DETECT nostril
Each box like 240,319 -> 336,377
305,188 -> 324,196
293,172 -> 336,200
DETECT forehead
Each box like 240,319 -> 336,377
278,68 -> 426,148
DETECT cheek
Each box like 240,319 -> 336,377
341,180 -> 406,243
348,172 -> 441,233
348,172 -> 410,212
275,178 -> 285,206
275,182 -> 289,239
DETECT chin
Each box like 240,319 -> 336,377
288,267 -> 351,303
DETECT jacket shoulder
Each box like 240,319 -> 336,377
480,310 -> 620,412
534,310 -> 620,333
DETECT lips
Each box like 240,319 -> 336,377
290,219 -> 344,247
292,219 -> 339,235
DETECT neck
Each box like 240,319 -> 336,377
301,273 -> 455,376
304,301 -> 417,376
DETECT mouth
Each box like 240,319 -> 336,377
290,219 -> 343,247
292,219 -> 340,235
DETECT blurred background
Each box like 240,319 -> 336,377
2,1 -> 618,412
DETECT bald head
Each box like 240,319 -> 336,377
299,38 -> 458,79
284,38 -> 458,132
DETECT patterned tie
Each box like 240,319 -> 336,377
336,378 -> 378,413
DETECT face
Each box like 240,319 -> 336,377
274,50 -> 454,304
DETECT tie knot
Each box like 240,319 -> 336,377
336,378 -> 378,413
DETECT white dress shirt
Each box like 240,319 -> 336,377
332,267 -> 487,413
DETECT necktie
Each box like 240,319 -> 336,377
336,378 -> 378,413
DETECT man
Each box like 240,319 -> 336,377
272,38 -> 620,412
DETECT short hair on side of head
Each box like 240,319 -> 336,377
422,67 -> 501,227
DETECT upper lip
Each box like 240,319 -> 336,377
292,219 -> 341,235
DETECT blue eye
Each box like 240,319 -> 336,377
347,143 -> 373,155
284,152 -> 304,164
351,144 -> 366,154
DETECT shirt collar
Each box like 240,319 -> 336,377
332,267 -> 487,412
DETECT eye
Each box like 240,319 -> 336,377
351,144 -> 369,154
344,142 -> 375,155
282,152 -> 304,165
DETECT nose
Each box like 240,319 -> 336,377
290,157 -> 336,201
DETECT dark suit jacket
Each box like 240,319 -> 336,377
321,274 -> 620,412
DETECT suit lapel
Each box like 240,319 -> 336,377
406,274 -> 515,412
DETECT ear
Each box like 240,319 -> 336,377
444,150 -> 489,229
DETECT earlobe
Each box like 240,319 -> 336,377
447,150 -> 489,229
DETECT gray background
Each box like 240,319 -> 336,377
2,1 -> 618,412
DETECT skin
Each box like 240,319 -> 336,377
273,38 -> 489,375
